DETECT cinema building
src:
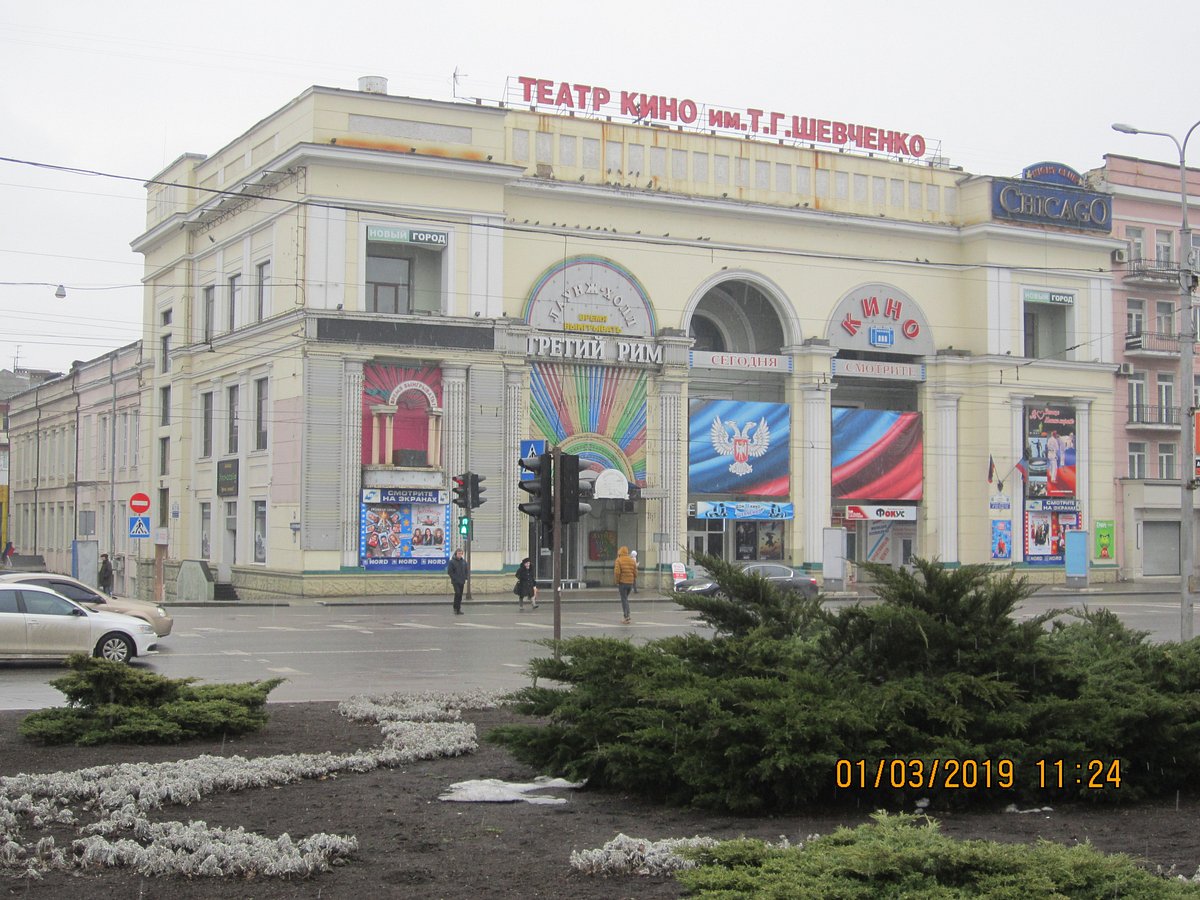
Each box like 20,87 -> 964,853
130,75 -> 1120,599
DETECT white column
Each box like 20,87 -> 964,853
341,362 -> 364,566
442,365 -> 468,553
657,379 -> 685,567
1072,397 -> 1092,531
504,366 -> 527,567
801,385 -> 832,568
934,392 -> 960,563
1010,394 -> 1032,564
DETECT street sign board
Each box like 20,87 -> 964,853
128,516 -> 151,539
129,492 -> 151,514
519,439 -> 547,480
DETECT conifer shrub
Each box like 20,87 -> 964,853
490,556 -> 1200,811
675,811 -> 1200,898
19,654 -> 283,746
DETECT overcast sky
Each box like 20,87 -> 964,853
1,0 -> 1195,374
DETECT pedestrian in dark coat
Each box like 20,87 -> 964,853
98,553 -> 114,593
514,557 -> 539,610
447,549 -> 469,615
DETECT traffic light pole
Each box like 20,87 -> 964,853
551,445 -> 563,654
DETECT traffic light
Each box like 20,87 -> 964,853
469,473 -> 487,509
452,472 -> 471,510
458,515 -> 471,537
558,452 -> 592,525
518,452 -> 553,525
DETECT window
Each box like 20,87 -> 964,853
1156,230 -> 1173,267
227,273 -> 241,332
200,503 -> 211,559
159,386 -> 171,426
1156,300 -> 1175,335
119,412 -> 128,469
1159,442 -> 1177,480
1129,441 -> 1147,479
131,410 -> 139,467
227,385 -> 239,454
1157,373 -> 1175,424
1128,375 -> 1146,422
254,377 -> 268,451
1127,226 -> 1144,263
160,335 -> 171,373
158,488 -> 170,528
98,416 -> 108,473
365,234 -> 443,315
201,392 -> 213,458
1127,298 -> 1145,334
255,260 -> 271,322
159,436 -> 170,476
253,500 -> 267,563
202,286 -> 215,341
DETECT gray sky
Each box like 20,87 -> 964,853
1,0 -> 1195,373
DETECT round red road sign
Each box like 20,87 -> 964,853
129,492 -> 151,514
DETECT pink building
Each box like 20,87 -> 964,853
1089,155 -> 1200,578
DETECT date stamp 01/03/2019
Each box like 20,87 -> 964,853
835,758 -> 1123,791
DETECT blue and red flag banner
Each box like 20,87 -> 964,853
831,408 -> 923,501
688,400 -> 791,496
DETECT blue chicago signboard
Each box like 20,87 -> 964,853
991,178 -> 1112,233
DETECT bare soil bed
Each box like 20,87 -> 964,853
2,702 -> 1198,899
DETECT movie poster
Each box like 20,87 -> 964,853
1024,402 -> 1076,499
359,488 -> 450,571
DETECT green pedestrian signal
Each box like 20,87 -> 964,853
458,515 -> 471,537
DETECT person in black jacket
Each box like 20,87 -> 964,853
514,557 -> 539,611
447,549 -> 469,615
98,553 -> 114,593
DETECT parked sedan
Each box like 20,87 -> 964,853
674,562 -> 820,599
0,572 -> 172,637
0,583 -> 157,663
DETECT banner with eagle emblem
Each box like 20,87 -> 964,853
688,400 -> 790,496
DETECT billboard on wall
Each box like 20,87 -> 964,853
688,400 -> 790,496
831,408 -> 923,501
360,488 -> 450,571
1024,402 -> 1076,499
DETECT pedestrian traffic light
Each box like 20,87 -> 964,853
458,515 -> 471,537
518,452 -> 553,525
558,452 -> 592,525
452,472 -> 471,510
469,473 -> 487,509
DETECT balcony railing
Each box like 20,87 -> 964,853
1123,256 -> 1181,286
1124,330 -> 1192,355
1126,404 -> 1179,427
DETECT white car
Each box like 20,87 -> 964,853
0,572 -> 173,637
0,583 -> 157,664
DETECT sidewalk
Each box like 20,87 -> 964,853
168,577 -> 1184,608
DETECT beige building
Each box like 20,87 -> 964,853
127,77 -> 1120,600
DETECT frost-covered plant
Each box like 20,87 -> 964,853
3,690 -> 490,879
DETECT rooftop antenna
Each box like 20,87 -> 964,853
452,67 -> 468,100
12,345 -> 20,370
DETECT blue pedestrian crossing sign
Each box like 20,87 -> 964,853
128,516 -> 151,539
519,439 -> 547,481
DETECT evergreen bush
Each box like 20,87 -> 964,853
675,812 -> 1200,898
490,556 -> 1200,811
19,654 -> 283,746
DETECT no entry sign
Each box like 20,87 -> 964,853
128,492 -> 151,515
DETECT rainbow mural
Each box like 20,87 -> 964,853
529,363 -> 648,486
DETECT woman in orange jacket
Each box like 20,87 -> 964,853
613,545 -> 638,624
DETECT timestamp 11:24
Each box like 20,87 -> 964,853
1037,759 -> 1122,790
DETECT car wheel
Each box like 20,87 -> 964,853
95,632 -> 134,663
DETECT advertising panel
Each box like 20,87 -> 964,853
991,520 -> 1012,560
831,409 -> 923,501
360,488 -> 450,571
1024,402 -> 1076,499
688,400 -> 790,496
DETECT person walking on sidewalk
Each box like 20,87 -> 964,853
98,553 -> 114,594
613,545 -> 638,624
447,549 -> 469,615
630,551 -> 639,593
514,557 -> 539,611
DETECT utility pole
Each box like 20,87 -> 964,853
550,444 -> 563,651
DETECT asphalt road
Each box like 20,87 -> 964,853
0,598 -> 708,710
1,588 -> 1190,711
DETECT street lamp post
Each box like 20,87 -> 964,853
1113,120 -> 1200,641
